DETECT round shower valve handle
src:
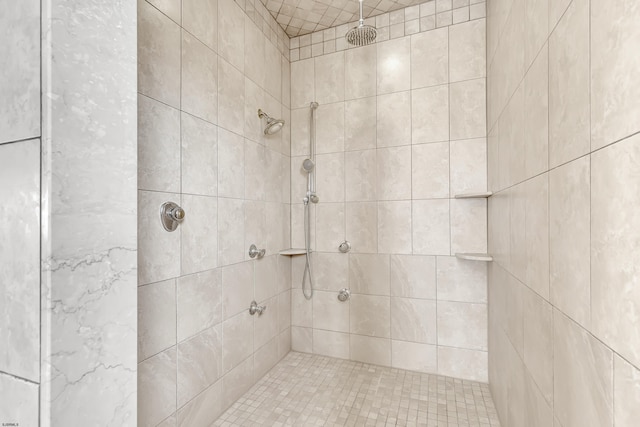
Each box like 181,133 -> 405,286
170,206 -> 185,221
160,202 -> 186,232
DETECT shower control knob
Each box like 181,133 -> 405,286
170,206 -> 185,221
160,202 -> 186,232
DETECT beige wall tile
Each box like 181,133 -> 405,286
315,52 -> 345,104
218,58 -> 245,135
291,58 -> 315,109
390,255 -> 437,299
222,356 -> 253,409
346,202 -> 378,253
217,128 -> 245,198
138,95 -> 181,193
548,0 -> 590,168
549,156 -> 591,328
391,340 -> 437,373
378,201 -> 412,254
437,301 -> 487,350
345,45 -> 377,100
316,102 -> 345,154
377,146 -> 412,200
350,294 -> 391,338
591,135 -> 640,368
138,280 -> 177,361
451,198 -> 487,255
217,0 -> 244,71
391,297 -> 436,343
345,97 -> 377,151
313,290 -> 349,333
614,355 -> 640,427
217,197 -> 244,266
222,261 -> 253,320
181,195 -> 218,274
411,85 -> 449,144
138,348 -> 177,427
315,202 -> 345,252
590,0 -> 640,149
291,326 -> 313,352
138,190 -> 182,285
412,142 -> 449,199
313,329 -> 350,359
181,31 -> 218,124
181,112 -> 218,196
410,28 -> 448,88
554,310 -> 613,427
450,78 -> 486,140
449,19 -> 486,82
138,0 -> 181,107
436,256 -> 486,303
244,17 -> 265,89
176,380 -> 223,427
178,325 -> 223,406
316,152 -> 345,202
345,149 -> 376,202
438,346 -> 488,382
523,286 -> 553,404
349,253 -> 390,295
350,334 -> 391,366
450,138 -> 487,196
413,199 -> 450,255
177,269 -> 222,342
523,44 -> 548,179
525,173 -> 549,300
377,91 -> 412,148
183,0 -> 217,51
376,37 -> 411,94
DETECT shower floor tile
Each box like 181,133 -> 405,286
213,352 -> 501,426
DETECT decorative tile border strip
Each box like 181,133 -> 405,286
289,0 -> 486,62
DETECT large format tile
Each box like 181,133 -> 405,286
138,95 -> 181,193
346,202 -> 378,253
377,91 -> 412,148
0,1 -> 39,143
450,78 -> 486,140
437,301 -> 487,351
182,31 -> 218,124
411,85 -> 449,144
217,0 -> 244,71
554,310 -> 613,427
183,0 -> 217,51
548,0 -> 590,168
390,255 -> 436,299
138,190 -> 181,285
181,112 -> 218,196
523,44 -> 549,179
181,194 -> 218,274
412,142 -> 449,199
590,0 -> 640,149
313,291 -> 349,333
412,199 -> 450,255
178,326 -> 223,407
549,156 -> 590,328
138,280 -> 176,361
378,201 -> 412,254
591,135 -> 640,368
217,58 -> 245,135
138,0 -> 181,108
391,340 -> 437,373
376,37 -> 410,95
391,297 -> 436,344
177,269 -> 222,342
345,97 -> 377,151
449,19 -> 486,82
345,45 -> 376,100
0,139 -> 40,381
349,254 -> 390,295
436,256 -> 487,303
411,27 -> 448,88
315,52 -> 345,104
614,355 -> 640,427
350,294 -> 391,338
138,348 -> 177,427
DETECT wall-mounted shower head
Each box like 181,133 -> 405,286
257,109 -> 285,135
302,158 -> 315,172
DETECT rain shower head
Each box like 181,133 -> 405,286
257,109 -> 285,135
345,0 -> 377,46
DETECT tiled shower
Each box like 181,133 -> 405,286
1,0 -> 639,426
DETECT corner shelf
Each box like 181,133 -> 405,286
278,248 -> 308,256
454,191 -> 493,199
455,253 -> 493,262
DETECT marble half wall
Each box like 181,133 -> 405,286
40,0 -> 138,425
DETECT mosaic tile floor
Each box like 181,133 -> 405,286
213,352 -> 501,426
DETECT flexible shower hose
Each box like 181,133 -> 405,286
302,199 -> 314,300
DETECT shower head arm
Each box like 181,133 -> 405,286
358,0 -> 364,25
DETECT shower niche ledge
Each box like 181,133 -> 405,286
455,253 -> 493,262
454,191 -> 493,199
279,248 -> 309,256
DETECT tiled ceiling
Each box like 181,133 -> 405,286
259,0 -> 426,37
